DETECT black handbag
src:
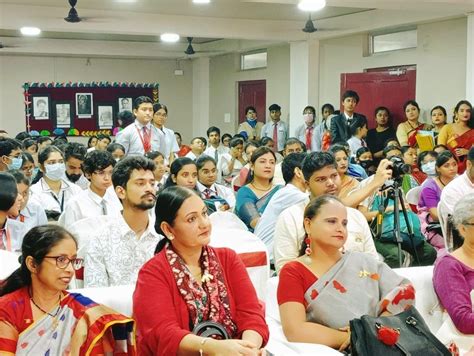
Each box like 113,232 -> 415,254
192,321 -> 229,340
350,307 -> 451,356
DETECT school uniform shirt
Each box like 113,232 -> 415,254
273,198 -> 378,273
64,174 -> 90,190
58,186 -> 122,228
156,126 -> 180,159
196,181 -> 236,209
203,145 -> 230,183
185,151 -> 201,160
0,219 -> 28,253
116,119 -> 166,156
261,120 -> 288,151
30,178 -> 83,214
15,200 -> 48,234
294,123 -> 318,152
347,136 -> 366,158
84,214 -> 162,288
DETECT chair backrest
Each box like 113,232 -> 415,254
406,186 -> 423,206
437,201 -> 450,251
210,227 -> 269,300
209,211 -> 248,231
0,250 -> 20,280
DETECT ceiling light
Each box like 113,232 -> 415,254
193,0 -> 211,3
160,33 -> 180,43
20,27 -> 41,36
298,0 -> 326,12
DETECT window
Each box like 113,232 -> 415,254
370,29 -> 417,54
241,50 -> 267,70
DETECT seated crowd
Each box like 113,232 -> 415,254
0,93 -> 473,354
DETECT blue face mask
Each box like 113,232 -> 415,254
45,163 -> 66,181
8,157 -> 23,170
421,161 -> 436,177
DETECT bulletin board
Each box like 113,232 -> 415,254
23,82 -> 159,137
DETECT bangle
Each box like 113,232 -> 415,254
199,337 -> 210,356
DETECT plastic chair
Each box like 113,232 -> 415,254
437,201 -> 450,251
0,250 -> 20,280
210,227 -> 270,300
405,186 -> 423,206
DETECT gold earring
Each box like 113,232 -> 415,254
168,234 -> 174,240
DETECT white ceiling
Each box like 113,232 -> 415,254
0,0 -> 472,59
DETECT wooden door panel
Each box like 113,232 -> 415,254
238,80 -> 266,124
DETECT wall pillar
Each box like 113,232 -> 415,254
466,13 -> 474,102
192,57 -> 210,137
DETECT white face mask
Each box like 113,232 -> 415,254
421,161 -> 436,177
45,163 -> 66,181
303,113 -> 314,125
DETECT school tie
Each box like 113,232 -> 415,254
305,127 -> 313,151
143,126 -> 151,153
101,200 -> 107,215
272,123 -> 278,152
203,188 -> 212,199
362,139 -> 367,148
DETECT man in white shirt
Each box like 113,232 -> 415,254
185,137 -> 205,161
255,152 -> 308,259
273,152 -> 378,272
84,155 -> 161,287
59,150 -> 122,228
203,127 -> 229,183
116,96 -> 166,156
64,142 -> 89,190
261,103 -> 288,152
196,155 -> 235,211
152,103 -> 180,163
440,147 -> 474,216
273,138 -> 305,185
294,105 -> 318,152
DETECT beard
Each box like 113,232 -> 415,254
66,172 -> 82,183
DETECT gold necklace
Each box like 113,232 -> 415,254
250,182 -> 272,191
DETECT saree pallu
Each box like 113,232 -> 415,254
0,289 -> 135,356
304,252 -> 415,329
235,185 -> 281,231
446,128 -> 474,174
407,123 -> 432,147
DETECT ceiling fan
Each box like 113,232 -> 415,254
184,37 -> 196,55
65,0 -> 81,23
302,14 -> 317,33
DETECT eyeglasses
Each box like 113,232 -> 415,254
8,154 -> 22,159
43,255 -> 84,270
93,170 -> 113,178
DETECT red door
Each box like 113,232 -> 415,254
238,80 -> 266,124
340,68 -> 416,129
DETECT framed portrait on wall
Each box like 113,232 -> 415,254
118,97 -> 133,113
53,101 -> 73,128
32,95 -> 51,120
75,93 -> 93,118
96,103 -> 115,129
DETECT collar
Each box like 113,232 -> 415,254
344,113 -> 354,120
463,171 -> 474,187
117,212 -> 158,241
40,178 -> 69,193
196,181 -> 217,194
87,187 -> 107,205
135,119 -> 152,130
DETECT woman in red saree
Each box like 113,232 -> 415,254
0,225 -> 135,356
396,100 -> 433,147
438,100 -> 474,173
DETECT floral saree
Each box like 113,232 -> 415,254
446,128 -> 474,173
0,287 -> 135,355
304,252 -> 415,329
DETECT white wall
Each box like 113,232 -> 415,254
319,17 -> 467,122
209,45 -> 290,136
0,56 -> 193,141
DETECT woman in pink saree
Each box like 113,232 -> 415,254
277,195 -> 415,351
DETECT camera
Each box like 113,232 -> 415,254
388,156 -> 411,181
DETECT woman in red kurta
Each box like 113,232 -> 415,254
133,186 -> 269,355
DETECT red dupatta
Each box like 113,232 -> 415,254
448,128 -> 474,173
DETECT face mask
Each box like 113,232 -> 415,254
421,161 -> 436,177
45,163 -> 66,181
303,113 -> 314,125
31,167 -> 40,182
115,158 -> 121,162
359,160 -> 374,169
66,172 -> 82,183
8,157 -> 23,170
247,116 -> 256,122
